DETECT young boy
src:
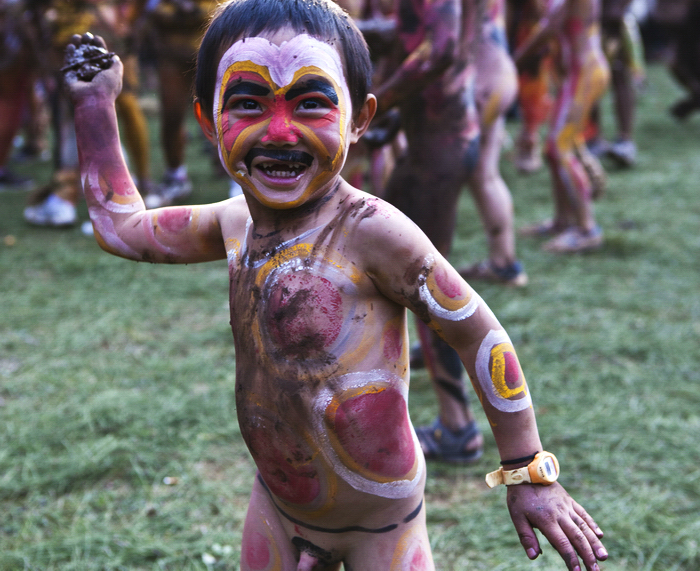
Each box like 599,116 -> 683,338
64,1 -> 607,569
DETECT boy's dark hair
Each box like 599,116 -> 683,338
195,0 -> 372,120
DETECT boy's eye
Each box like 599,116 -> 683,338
234,99 -> 261,111
296,97 -> 332,115
225,98 -> 262,115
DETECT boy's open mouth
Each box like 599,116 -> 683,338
245,149 -> 314,181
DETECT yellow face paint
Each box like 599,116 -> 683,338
213,34 -> 352,210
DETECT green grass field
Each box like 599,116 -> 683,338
1,63 -> 699,570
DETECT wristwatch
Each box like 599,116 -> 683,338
485,451 -> 559,488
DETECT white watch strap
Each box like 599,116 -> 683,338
502,466 -> 532,486
485,466 -> 533,488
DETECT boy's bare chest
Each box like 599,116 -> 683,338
225,226 -> 378,368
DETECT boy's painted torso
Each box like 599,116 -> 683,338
221,190 -> 425,528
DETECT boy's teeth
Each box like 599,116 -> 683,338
259,162 -> 304,178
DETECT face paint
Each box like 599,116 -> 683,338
476,329 -> 532,413
418,254 -> 481,321
313,370 -> 423,499
213,34 -> 352,209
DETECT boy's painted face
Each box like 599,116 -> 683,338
213,31 -> 353,209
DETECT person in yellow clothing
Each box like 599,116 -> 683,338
139,0 -> 223,208
24,0 -> 156,227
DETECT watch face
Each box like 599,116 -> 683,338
538,456 -> 559,483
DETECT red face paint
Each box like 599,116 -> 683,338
213,34 -> 352,210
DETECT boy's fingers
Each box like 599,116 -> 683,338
574,502 -> 605,540
540,526 -> 584,571
91,34 -> 108,50
571,509 -> 608,563
512,518 -> 542,560
558,516 -> 602,571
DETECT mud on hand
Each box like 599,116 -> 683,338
61,32 -> 116,82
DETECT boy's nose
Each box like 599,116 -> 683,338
262,112 -> 302,145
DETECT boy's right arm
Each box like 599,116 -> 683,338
65,34 -> 227,264
355,201 -> 607,571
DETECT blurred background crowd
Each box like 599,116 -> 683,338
0,0 -> 698,242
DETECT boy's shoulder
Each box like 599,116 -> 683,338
340,187 -> 411,228
214,193 -> 252,232
339,186 -> 427,258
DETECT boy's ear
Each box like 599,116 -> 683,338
194,99 -> 216,145
349,94 -> 377,144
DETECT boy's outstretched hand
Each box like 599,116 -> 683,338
62,33 -> 123,104
507,483 -> 608,571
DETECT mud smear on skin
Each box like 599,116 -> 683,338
246,183 -> 342,265
266,286 -> 337,365
309,194 -> 374,263
401,256 -> 431,324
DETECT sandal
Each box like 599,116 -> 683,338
519,219 -> 570,238
542,226 -> 603,253
416,418 -> 483,464
459,260 -> 528,287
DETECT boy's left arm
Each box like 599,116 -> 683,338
357,203 -> 607,571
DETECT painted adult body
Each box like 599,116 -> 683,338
373,0 -> 487,461
515,0 -> 610,252
508,0 -> 554,173
460,0 -> 527,283
64,2 -> 608,566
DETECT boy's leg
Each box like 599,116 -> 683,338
145,33 -> 197,208
343,500 -> 434,570
114,54 -> 153,192
462,38 -> 527,286
242,477 -> 341,571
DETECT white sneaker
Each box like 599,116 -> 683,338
24,194 -> 77,227
607,140 -> 637,167
144,175 -> 192,208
